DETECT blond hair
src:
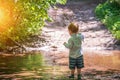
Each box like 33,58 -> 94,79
68,22 -> 79,33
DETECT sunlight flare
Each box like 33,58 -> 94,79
0,9 -> 4,20
0,8 -> 6,24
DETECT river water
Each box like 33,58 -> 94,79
0,53 -> 54,79
0,50 -> 119,80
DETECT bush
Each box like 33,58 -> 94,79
0,0 -> 66,49
95,0 -> 120,40
112,21 -> 120,39
115,0 -> 120,5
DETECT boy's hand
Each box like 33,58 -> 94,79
63,42 -> 66,45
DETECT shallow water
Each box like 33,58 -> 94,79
0,51 -> 120,80
0,53 -> 56,79
84,51 -> 120,70
0,53 -> 43,72
0,53 -> 71,80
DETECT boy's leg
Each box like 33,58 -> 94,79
77,69 -> 81,74
69,57 -> 76,78
76,55 -> 84,80
69,69 -> 75,78
77,69 -> 82,80
71,69 -> 75,74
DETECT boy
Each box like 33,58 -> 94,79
63,23 -> 84,80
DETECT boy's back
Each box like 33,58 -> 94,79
64,33 -> 84,58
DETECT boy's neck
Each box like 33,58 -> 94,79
71,32 -> 78,35
70,33 -> 77,36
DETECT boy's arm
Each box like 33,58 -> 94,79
81,34 -> 84,42
78,33 -> 84,42
63,38 -> 73,49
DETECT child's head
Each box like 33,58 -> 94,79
68,22 -> 79,35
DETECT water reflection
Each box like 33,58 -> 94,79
0,53 -> 43,73
0,53 -> 69,80
0,51 -> 120,79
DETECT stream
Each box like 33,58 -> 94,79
0,50 -> 119,80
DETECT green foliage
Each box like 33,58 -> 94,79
95,0 -> 120,40
115,0 -> 120,5
112,22 -> 120,39
0,0 -> 67,49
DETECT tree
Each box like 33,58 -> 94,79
95,0 -> 120,40
115,0 -> 120,5
0,0 -> 67,51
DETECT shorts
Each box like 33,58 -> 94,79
69,55 -> 84,70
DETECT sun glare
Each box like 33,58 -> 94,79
0,8 -> 7,25
0,1 -> 17,32
0,7 -> 11,27
0,9 -> 4,20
